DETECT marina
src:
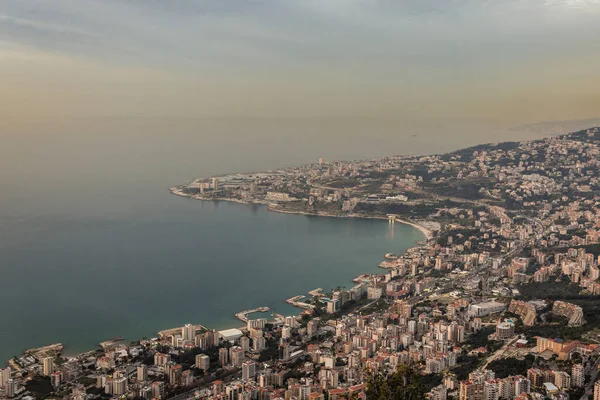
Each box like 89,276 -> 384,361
235,307 -> 270,323
285,295 -> 315,309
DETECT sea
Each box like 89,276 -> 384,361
0,117 -> 564,363
0,119 -> 424,363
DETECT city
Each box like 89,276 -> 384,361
3,127 -> 600,400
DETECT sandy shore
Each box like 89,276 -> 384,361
392,217 -> 434,240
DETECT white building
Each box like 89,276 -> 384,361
195,354 -> 210,371
137,365 -> 148,382
241,361 -> 256,381
42,357 -> 54,376
0,368 -> 11,387
367,286 -> 383,300
219,328 -> 243,342
230,346 -> 245,367
469,301 -> 506,317
182,324 -> 195,343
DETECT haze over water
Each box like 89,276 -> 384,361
0,117 -> 596,363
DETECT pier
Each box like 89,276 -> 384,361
286,295 -> 315,309
353,274 -> 374,283
235,306 -> 270,323
271,313 -> 286,324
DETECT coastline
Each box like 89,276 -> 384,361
8,188 -> 433,364
169,187 -> 435,240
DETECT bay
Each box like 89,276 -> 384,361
0,119 -> 430,362
0,195 -> 423,362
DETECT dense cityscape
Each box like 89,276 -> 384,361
5,126 -> 600,400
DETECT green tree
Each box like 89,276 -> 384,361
366,364 -> 425,400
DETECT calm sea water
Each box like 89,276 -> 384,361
0,116 -> 562,363
0,194 -> 423,362
0,121 -> 432,363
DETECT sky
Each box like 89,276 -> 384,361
0,0 -> 599,125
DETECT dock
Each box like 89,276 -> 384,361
271,313 -> 286,324
308,288 -> 324,297
353,274 -> 374,283
379,260 -> 400,268
99,338 -> 125,351
235,307 -> 270,323
286,295 -> 315,309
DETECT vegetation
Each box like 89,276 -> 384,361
487,355 -> 535,378
258,338 -> 280,362
366,364 -> 425,400
517,298 -> 600,341
25,376 -> 54,397
463,327 -> 495,349
517,280 -> 582,300
452,355 -> 482,381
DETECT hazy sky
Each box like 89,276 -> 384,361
1,0 -> 599,123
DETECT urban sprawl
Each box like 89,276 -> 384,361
4,127 -> 600,400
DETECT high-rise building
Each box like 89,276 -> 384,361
230,346 -> 245,367
285,316 -> 297,328
113,377 -> 128,396
241,361 -> 256,381
195,333 -> 208,349
5,379 -> 16,398
182,370 -> 194,387
247,319 -> 267,330
195,354 -> 210,371
527,368 -> 544,388
139,385 -> 152,400
572,364 -> 585,387
154,352 -> 170,366
72,384 -> 87,400
483,380 -> 498,400
212,177 -> 219,191
282,326 -> 291,340
137,365 -> 148,382
459,380 -> 483,400
218,348 -> 229,366
151,381 -> 165,399
253,336 -> 266,352
182,324 -> 195,343
279,343 -> 291,361
0,367 -> 11,387
553,371 -> 571,390
307,319 -> 320,337
208,330 -> 220,347
430,385 -> 447,400
50,371 -> 62,387
594,380 -> 600,400
240,336 -> 250,352
169,364 -> 183,386
42,357 -> 54,376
